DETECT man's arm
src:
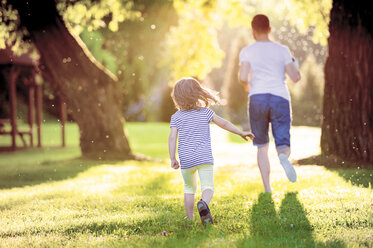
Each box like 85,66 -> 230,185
238,62 -> 251,91
285,62 -> 301,83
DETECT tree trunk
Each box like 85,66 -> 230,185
322,0 -> 373,164
222,32 -> 249,128
10,0 -> 134,160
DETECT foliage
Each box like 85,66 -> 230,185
0,0 -> 140,54
0,0 -> 176,122
163,0 -> 225,81
79,29 -> 117,74
0,0 -> 34,55
0,1 -> 19,48
100,1 -> 177,121
152,0 -> 331,122
285,0 -> 332,46
164,0 -> 331,86
57,0 -> 141,35
162,0 -> 257,82
271,22 -> 327,65
1,0 -> 333,123
289,54 -> 324,126
0,123 -> 372,247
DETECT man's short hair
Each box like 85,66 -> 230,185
251,14 -> 270,33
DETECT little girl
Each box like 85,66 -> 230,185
168,77 -> 254,227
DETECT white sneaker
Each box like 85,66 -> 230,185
278,153 -> 297,183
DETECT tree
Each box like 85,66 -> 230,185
321,0 -> 373,164
101,1 -> 178,121
222,34 -> 249,126
163,0 -> 225,81
1,0 -> 140,160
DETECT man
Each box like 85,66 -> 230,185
238,14 -> 301,192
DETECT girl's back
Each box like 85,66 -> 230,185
170,107 -> 214,169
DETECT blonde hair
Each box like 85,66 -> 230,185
171,77 -> 219,110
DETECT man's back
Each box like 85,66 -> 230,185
239,41 -> 293,100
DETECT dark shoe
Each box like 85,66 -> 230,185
197,199 -> 214,227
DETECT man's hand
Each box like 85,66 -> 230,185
171,159 -> 180,169
285,60 -> 301,83
245,83 -> 250,93
240,131 -> 255,141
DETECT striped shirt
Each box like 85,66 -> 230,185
170,107 -> 214,169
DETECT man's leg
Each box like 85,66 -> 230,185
257,144 -> 272,192
249,94 -> 271,192
277,145 -> 296,182
270,95 -> 296,182
277,146 -> 290,157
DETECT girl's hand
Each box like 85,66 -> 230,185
171,159 -> 180,169
240,131 -> 255,141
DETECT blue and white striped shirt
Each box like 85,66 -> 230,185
170,107 -> 214,169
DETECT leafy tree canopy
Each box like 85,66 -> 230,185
285,0 -> 331,46
1,0 -> 331,82
164,0 -> 331,81
58,0 -> 140,34
0,0 -> 140,54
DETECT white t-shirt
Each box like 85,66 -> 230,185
239,41 -> 293,100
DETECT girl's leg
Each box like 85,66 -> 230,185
257,144 -> 272,192
198,164 -> 214,204
184,193 -> 195,220
202,190 -> 214,204
181,168 -> 198,220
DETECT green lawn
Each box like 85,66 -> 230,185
0,122 -> 372,247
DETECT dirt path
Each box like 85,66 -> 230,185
211,125 -> 321,169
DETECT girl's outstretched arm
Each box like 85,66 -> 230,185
212,114 -> 254,141
168,127 -> 180,169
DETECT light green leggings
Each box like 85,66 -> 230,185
181,164 -> 214,194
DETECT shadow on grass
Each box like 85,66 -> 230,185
0,197 -> 187,239
140,173 -> 175,195
236,192 -> 346,247
112,169 -> 178,196
1,196 -> 214,248
0,147 -> 126,189
297,155 -> 373,188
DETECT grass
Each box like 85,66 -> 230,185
0,122 -> 372,247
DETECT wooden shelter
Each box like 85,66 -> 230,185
0,46 -> 66,150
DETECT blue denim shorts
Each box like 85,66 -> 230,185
249,94 -> 291,148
